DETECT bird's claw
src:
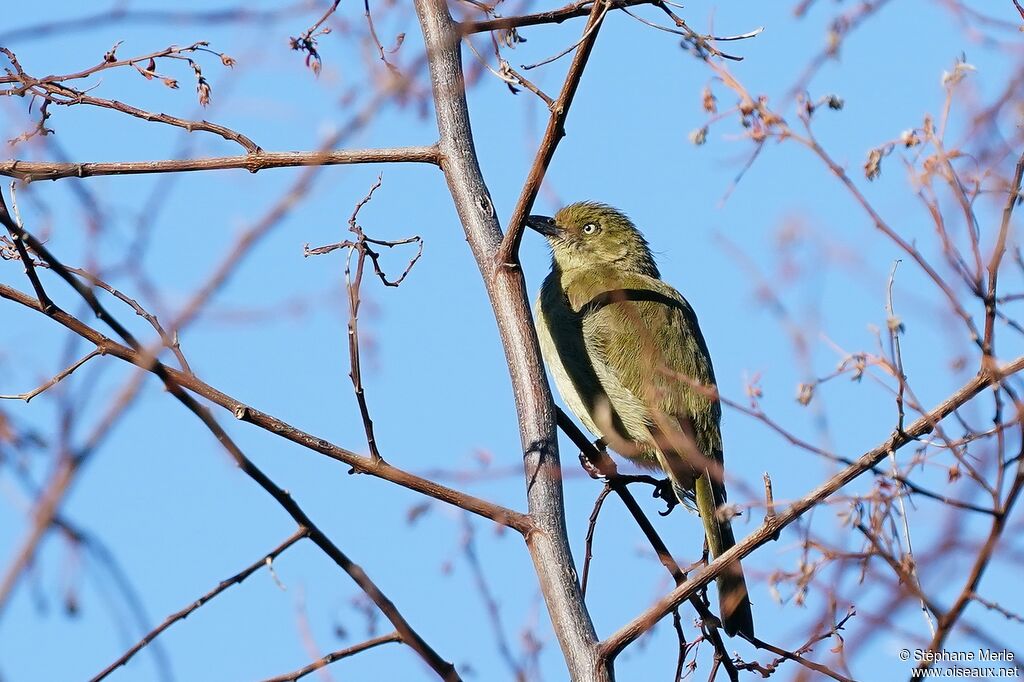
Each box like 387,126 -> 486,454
578,452 -> 605,480
652,478 -> 679,516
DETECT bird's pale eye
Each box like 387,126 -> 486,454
582,223 -> 598,235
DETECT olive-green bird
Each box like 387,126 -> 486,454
528,201 -> 754,639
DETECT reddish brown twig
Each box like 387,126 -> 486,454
0,146 -> 440,182
0,281 -> 531,533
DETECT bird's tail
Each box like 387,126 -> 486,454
693,473 -> 755,639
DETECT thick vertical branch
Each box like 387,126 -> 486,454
412,2 -> 607,680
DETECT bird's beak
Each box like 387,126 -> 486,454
525,214 -> 561,238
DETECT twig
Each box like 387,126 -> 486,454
915,429 -> 1024,673
520,1 -> 610,70
498,0 -> 609,265
289,0 -> 341,76
91,529 -> 308,681
0,348 -> 102,402
460,0 -> 653,33
305,177 -> 425,463
460,515 -> 526,679
580,483 -> 613,597
260,632 -> 403,682
556,409 -> 739,681
984,151 -> 1024,358
738,608 -> 856,682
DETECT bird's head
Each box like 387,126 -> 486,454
526,201 -> 659,276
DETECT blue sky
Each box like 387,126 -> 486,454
2,1 -> 1023,680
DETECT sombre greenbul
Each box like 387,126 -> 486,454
527,201 -> 754,639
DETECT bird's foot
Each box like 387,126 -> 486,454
652,478 -> 680,516
578,452 -> 605,480
579,438 -> 618,480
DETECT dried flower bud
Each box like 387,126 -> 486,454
826,30 -> 841,55
865,147 -> 883,180
941,59 -> 975,88
220,54 -> 237,68
797,383 -> 814,406
103,40 -> 123,63
702,86 -> 717,113
900,129 -> 920,147
689,126 -> 708,146
197,77 -> 211,106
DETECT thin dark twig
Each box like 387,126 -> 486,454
460,0 -> 652,33
460,515 -> 526,679
0,194 -> 53,312
305,177 -> 425,463
91,530 -> 308,682
498,0 -> 610,265
261,632 -> 402,682
738,608 -> 857,682
520,1 -> 611,70
671,608 -> 687,681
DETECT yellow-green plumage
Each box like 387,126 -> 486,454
529,202 -> 754,639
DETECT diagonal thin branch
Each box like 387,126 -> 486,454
0,348 -> 102,402
92,529 -> 308,682
598,353 -> 1024,661
261,632 -> 403,682
0,281 -> 531,533
497,0 -> 609,266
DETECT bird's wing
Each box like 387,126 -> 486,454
567,269 -> 726,493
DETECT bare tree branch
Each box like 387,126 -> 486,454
498,0 -> 608,265
0,280 -> 532,534
599,354 -> 1024,661
0,147 -> 441,182
92,529 -> 309,682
